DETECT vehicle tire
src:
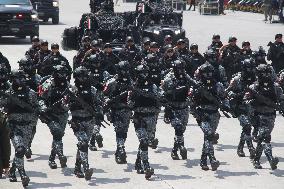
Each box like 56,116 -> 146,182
52,15 -> 59,24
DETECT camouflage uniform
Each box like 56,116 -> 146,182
39,76 -> 70,169
128,65 -> 160,179
6,71 -> 39,186
162,70 -> 192,160
227,72 -> 256,158
104,74 -> 132,164
190,64 -> 230,171
69,81 -> 103,180
245,65 -> 284,170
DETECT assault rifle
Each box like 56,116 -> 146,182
248,88 -> 284,117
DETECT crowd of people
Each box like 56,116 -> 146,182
0,32 -> 284,186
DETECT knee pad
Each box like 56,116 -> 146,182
263,135 -> 271,143
53,132 -> 63,141
116,132 -> 127,139
206,133 -> 215,141
140,138 -> 148,151
15,146 -> 26,158
175,127 -> 184,136
77,141 -> 89,152
243,125 -> 252,135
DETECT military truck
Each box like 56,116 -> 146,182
30,0 -> 59,24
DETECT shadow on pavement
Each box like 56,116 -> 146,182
155,146 -> 195,154
154,174 -> 196,181
88,177 -> 130,186
216,144 -> 238,151
26,171 -> 47,178
214,170 -> 258,179
123,162 -> 169,173
184,158 -> 200,168
29,182 -> 72,188
100,149 -> 138,159
271,142 -> 284,148
31,154 -> 72,161
270,169 -> 284,177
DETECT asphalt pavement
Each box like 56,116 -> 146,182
0,1 -> 284,188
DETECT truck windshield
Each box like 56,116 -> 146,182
0,0 -> 31,5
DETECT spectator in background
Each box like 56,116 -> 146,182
219,0 -> 226,15
0,118 -> 11,179
188,0 -> 196,11
263,0 -> 273,22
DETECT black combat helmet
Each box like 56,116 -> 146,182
18,57 -> 35,75
256,64 -> 273,84
52,65 -> 68,87
199,63 -> 215,85
73,66 -> 91,89
11,69 -> 27,91
190,43 -> 198,50
204,49 -> 218,63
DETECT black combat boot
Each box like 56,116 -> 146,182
48,149 -> 57,169
25,147 -> 32,159
115,146 -> 127,164
209,154 -> 220,171
200,151 -> 209,171
253,144 -> 263,169
171,141 -> 180,160
74,159 -> 84,178
96,134 -> 103,148
135,157 -> 144,174
143,160 -> 154,179
89,136 -> 97,151
148,138 -> 159,149
58,146 -> 67,168
237,140 -> 246,157
179,142 -> 187,160
246,140 -> 256,159
59,156 -> 67,168
18,168 -> 30,187
264,144 -> 279,170
83,164 -> 93,181
8,163 -> 17,182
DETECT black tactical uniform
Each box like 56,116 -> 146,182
267,34 -> 284,73
162,60 -> 194,160
73,36 -> 91,69
185,43 -> 205,77
226,59 -> 256,159
83,54 -> 108,151
25,36 -> 40,63
99,43 -> 120,75
39,43 -> 72,77
220,36 -> 241,80
245,64 -> 284,170
104,61 -> 133,164
128,65 -> 160,179
34,40 -> 51,74
7,70 -> 39,187
190,64 -> 230,171
18,58 -> 41,159
70,66 -> 103,180
39,65 -> 71,170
